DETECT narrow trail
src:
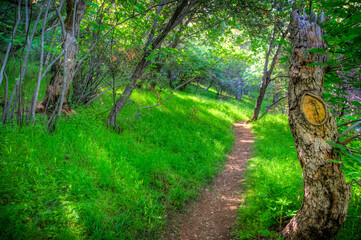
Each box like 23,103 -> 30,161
165,121 -> 254,240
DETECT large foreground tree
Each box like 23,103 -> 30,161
282,10 -> 351,239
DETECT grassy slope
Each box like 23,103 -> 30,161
1,65 -> 359,239
235,115 -> 361,240
0,85 -> 253,239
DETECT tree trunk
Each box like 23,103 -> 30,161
235,77 -> 243,100
206,78 -> 214,91
249,23 -> 288,122
250,76 -> 269,120
248,25 -> 277,121
168,70 -> 176,89
273,91 -> 280,104
107,81 -> 136,128
37,0 -> 87,114
282,11 -> 351,240
106,0 -> 197,128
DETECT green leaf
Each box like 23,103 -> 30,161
280,56 -> 289,64
308,62 -> 326,66
327,141 -> 348,150
328,159 -> 342,164
307,48 -> 325,54
351,101 -> 361,108
85,0 -> 99,8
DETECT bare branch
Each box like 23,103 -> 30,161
351,179 -> 361,185
339,121 -> 361,139
338,131 -> 360,146
258,95 -> 287,120
28,0 -> 51,123
84,81 -> 123,106
141,77 -> 196,110
346,216 -> 361,219
350,175 -> 361,188
275,22 -> 286,36
0,0 -> 21,87
277,140 -> 296,149
69,0 -> 178,86
338,119 -> 361,127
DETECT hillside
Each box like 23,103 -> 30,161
0,86 -> 253,239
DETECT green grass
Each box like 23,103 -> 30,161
2,62 -> 359,239
0,84 -> 253,239
336,137 -> 361,240
234,114 -> 361,240
233,115 -> 302,239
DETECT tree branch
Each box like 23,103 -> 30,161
258,95 -> 287,120
338,119 -> 361,127
141,77 -> 195,110
338,131 -> 360,146
69,0 -> 179,87
0,0 -> 21,87
338,121 -> 361,139
351,179 -> 361,185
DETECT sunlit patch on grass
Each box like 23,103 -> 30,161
60,195 -> 86,238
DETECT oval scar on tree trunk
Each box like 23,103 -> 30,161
301,92 -> 328,126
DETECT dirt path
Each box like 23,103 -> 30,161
165,122 -> 254,240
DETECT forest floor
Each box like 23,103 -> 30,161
164,121 -> 254,240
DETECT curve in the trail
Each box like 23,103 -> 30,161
166,122 -> 254,240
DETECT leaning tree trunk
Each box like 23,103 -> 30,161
37,0 -> 87,114
107,0 -> 196,128
250,76 -> 269,119
282,11 -> 351,240
249,23 -> 288,122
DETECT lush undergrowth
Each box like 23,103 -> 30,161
336,136 -> 361,240
0,85 -> 253,239
234,115 -> 302,239
234,115 -> 361,240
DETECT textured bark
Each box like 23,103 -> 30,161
37,0 -> 87,114
106,82 -> 136,128
282,11 -> 351,240
250,77 -> 269,120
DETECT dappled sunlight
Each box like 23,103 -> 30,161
60,195 -> 86,238
238,139 -> 254,143
225,164 -> 246,172
235,115 -> 303,239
